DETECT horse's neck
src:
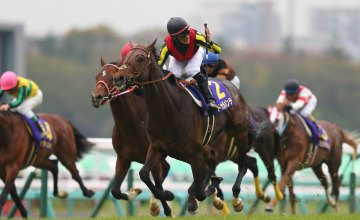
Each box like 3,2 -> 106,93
109,94 -> 146,127
144,68 -> 189,121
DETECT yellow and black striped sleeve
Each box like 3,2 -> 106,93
158,41 -> 170,67
195,31 -> 222,54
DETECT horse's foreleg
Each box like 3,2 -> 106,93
111,158 -> 133,200
247,156 -> 270,203
139,146 -> 173,201
266,161 -> 297,212
151,160 -> 172,217
0,168 -> 27,218
257,148 -> 284,201
8,182 -> 28,218
232,133 -> 248,212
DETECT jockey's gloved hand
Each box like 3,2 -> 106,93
284,105 -> 292,112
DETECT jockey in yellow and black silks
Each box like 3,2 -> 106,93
158,17 -> 221,111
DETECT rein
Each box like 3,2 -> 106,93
278,111 -> 289,135
96,64 -> 137,104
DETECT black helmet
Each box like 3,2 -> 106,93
284,79 -> 300,94
167,17 -> 190,36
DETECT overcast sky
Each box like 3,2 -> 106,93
1,0 -> 360,37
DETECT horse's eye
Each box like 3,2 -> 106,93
137,56 -> 145,62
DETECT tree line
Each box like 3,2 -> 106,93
26,25 -> 360,137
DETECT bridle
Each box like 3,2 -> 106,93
269,106 -> 289,136
95,64 -> 135,103
117,46 -> 173,87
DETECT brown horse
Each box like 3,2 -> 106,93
0,111 -> 94,218
113,40 -> 251,213
267,102 -> 358,213
91,59 -> 172,216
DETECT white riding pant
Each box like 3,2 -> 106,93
168,47 -> 204,78
299,95 -> 317,117
11,90 -> 43,119
230,75 -> 240,90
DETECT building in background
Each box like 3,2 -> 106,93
193,1 -> 281,51
310,8 -> 360,61
0,23 -> 25,74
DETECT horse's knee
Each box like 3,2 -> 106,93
139,169 -> 150,182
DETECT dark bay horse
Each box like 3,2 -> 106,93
267,103 -> 358,213
113,40 -> 251,213
209,104 -> 284,211
0,111 -> 94,218
91,59 -> 172,216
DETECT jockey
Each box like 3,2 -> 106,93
276,79 -> 317,119
201,51 -> 240,89
121,42 -> 132,59
158,17 -> 222,111
0,71 -> 45,136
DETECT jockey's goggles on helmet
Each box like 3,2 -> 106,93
175,29 -> 190,40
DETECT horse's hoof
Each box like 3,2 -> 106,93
265,205 -> 274,212
84,190 -> 95,198
162,190 -> 175,201
127,188 -> 142,200
232,198 -> 243,212
212,197 -> 224,210
188,210 -> 197,215
150,202 -> 160,216
56,191 -> 68,199
262,193 -> 271,203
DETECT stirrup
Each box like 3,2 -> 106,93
207,102 -> 219,111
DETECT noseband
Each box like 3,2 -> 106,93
96,64 -> 135,102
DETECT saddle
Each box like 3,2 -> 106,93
179,80 -> 233,116
23,115 -> 54,150
298,115 -> 330,150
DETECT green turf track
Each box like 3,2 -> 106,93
36,214 -> 359,220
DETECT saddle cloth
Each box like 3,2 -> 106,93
181,80 -> 233,116
23,115 -> 54,150
299,115 -> 330,150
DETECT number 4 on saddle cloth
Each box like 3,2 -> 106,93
181,80 -> 233,117
23,115 -> 54,151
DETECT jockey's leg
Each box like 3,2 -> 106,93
193,72 -> 218,111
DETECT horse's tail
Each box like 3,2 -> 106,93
70,123 -> 95,160
340,129 -> 359,161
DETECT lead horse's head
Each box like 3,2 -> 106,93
113,39 -> 157,90
268,102 -> 290,135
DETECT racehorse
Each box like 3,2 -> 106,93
91,58 -> 172,216
113,39 -> 252,213
209,104 -> 284,211
0,111 -> 94,218
267,102 -> 358,213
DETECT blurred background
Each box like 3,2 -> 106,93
1,0 -> 359,137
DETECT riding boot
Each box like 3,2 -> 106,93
193,72 -> 218,111
31,116 -> 45,137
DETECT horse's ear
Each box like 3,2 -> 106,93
100,55 -> 106,67
146,39 -> 157,50
130,39 -> 136,48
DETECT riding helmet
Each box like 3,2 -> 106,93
167,17 -> 190,36
0,71 -> 18,91
202,52 -> 219,65
284,79 -> 300,94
